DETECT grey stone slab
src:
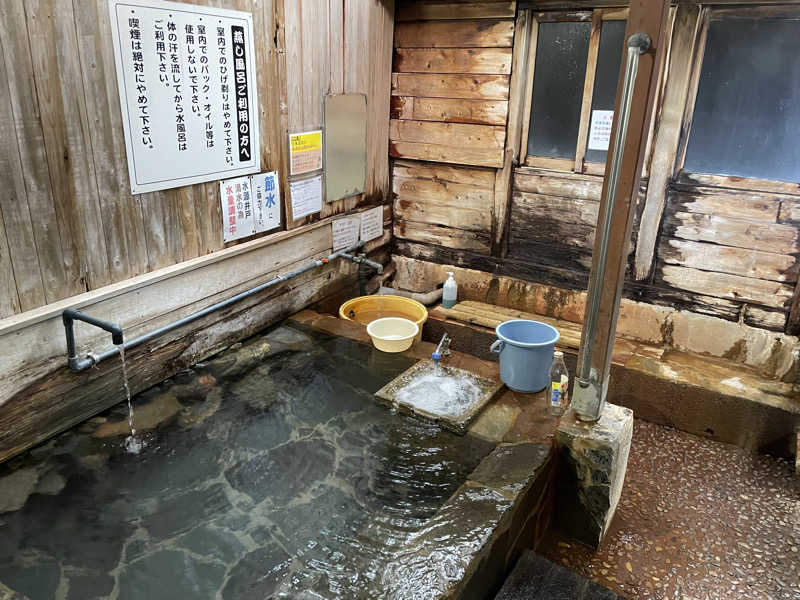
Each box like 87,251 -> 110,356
469,442 -> 551,498
221,544 -> 291,600
224,440 -> 336,505
0,559 -> 59,600
0,582 -> 29,600
375,360 -> 503,434
494,551 -> 623,600
555,403 -> 633,549
118,550 -> 225,600
177,525 -> 246,564
66,574 -> 114,600
142,483 -> 231,541
383,484 -> 513,600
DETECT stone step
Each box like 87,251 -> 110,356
494,551 -> 623,600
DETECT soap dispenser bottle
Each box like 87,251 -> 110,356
443,272 -> 457,308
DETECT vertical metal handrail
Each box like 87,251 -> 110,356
575,33 -> 651,417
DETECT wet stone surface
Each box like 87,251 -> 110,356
542,419 -> 800,599
376,359 -> 503,433
555,404 -> 633,549
0,323 -> 498,600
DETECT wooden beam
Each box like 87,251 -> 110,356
394,20 -> 515,48
677,171 -> 800,197
396,2 -> 516,21
576,0 -> 671,399
391,73 -> 510,100
393,48 -> 513,74
492,10 -> 531,256
518,15 -> 538,163
391,96 -> 509,126
573,9 -> 601,173
633,3 -> 702,280
787,279 -> 800,335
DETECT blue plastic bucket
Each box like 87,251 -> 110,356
490,320 -> 560,393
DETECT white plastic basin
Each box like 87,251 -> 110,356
366,317 -> 419,353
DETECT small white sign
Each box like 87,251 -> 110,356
289,175 -> 323,220
252,171 -> 281,233
109,0 -> 260,193
359,206 -> 383,242
332,217 -> 360,252
588,110 -> 614,151
220,176 -> 255,242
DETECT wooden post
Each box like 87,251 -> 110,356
574,0 -> 671,416
492,9 -> 530,257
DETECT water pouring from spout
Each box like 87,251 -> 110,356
116,344 -> 142,454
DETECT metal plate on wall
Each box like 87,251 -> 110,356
324,94 -> 367,202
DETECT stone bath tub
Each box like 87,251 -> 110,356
0,318 -> 555,599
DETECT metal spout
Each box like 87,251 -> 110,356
63,308 -> 124,370
432,332 -> 452,365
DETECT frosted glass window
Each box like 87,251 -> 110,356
527,22 -> 591,159
684,18 -> 800,183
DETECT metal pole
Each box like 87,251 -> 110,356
573,33 -> 651,421
64,241 -> 372,371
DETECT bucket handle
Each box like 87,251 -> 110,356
490,340 -> 504,355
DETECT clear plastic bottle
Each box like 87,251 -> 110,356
549,351 -> 569,416
442,272 -> 458,308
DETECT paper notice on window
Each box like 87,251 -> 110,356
252,171 -> 281,233
359,206 -> 383,242
587,110 -> 614,151
220,176 -> 255,242
289,130 -> 323,175
289,175 -> 322,220
332,216 -> 360,252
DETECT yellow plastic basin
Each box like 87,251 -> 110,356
366,318 -> 419,353
339,295 -> 428,341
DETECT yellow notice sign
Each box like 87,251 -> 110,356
289,130 -> 322,175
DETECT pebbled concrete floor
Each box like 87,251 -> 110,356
541,419 -> 800,599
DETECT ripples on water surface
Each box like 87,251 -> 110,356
0,323 -> 494,599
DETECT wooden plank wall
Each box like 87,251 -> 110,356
391,1 -> 800,335
390,0 -> 516,255
651,183 -> 799,330
0,0 -> 394,320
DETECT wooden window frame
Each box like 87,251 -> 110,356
674,4 -> 800,196
520,7 -> 629,176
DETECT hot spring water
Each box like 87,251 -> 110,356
0,323 -> 494,599
394,364 -> 484,418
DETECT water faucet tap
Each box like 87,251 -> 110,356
432,333 -> 452,365
63,308 -> 124,371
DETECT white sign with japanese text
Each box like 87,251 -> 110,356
252,171 -> 281,233
332,217 -> 359,252
110,0 -> 260,194
359,206 -> 383,242
220,176 -> 255,242
289,176 -> 323,220
588,110 -> 614,151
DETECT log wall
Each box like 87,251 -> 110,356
0,0 -> 395,463
0,0 -> 394,319
391,0 -> 800,337
390,0 -> 516,257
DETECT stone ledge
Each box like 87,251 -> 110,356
384,441 -> 556,600
423,307 -> 800,454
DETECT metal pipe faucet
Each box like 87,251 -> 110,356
432,333 -> 451,365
